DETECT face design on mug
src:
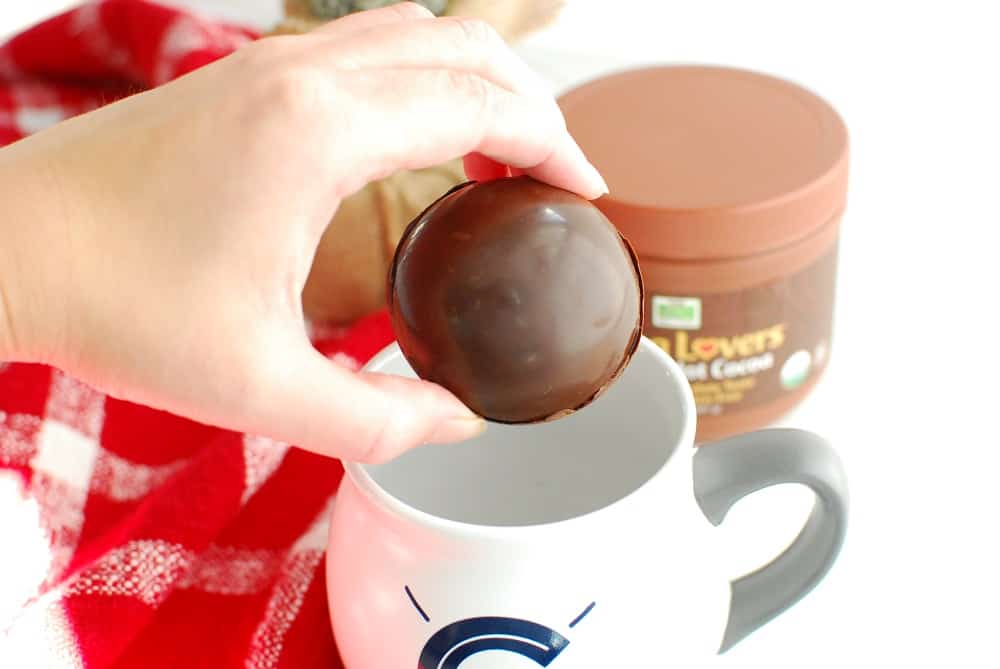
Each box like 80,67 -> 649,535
407,586 -> 596,668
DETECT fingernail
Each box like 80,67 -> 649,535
567,137 -> 609,198
425,416 -> 487,445
590,164 -> 610,197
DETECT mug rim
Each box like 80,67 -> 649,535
343,336 -> 697,538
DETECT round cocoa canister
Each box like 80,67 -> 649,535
558,65 -> 849,443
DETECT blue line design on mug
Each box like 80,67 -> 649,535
408,587 -> 596,668
567,602 -> 595,629
406,585 -> 430,623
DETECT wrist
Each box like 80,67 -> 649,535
0,153 -> 27,363
0,141 -> 75,366
0,268 -> 14,363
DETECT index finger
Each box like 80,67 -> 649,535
327,68 -> 608,200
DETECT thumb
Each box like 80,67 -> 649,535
247,345 -> 485,463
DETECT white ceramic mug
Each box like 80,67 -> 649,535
327,337 -> 848,667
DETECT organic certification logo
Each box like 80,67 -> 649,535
651,295 -> 702,330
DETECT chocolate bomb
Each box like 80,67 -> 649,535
387,176 -> 644,424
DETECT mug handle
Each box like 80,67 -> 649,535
692,428 -> 849,653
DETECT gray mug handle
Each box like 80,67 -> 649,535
693,428 -> 849,653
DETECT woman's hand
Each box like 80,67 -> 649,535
0,3 -> 605,463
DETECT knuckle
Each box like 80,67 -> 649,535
448,16 -> 501,50
391,1 -> 435,20
260,66 -> 330,121
356,420 -> 394,464
350,400 -> 417,464
448,70 -> 495,116
234,35 -> 293,69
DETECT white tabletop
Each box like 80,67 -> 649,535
3,1 -> 997,666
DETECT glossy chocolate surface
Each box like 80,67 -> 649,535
388,177 -> 643,423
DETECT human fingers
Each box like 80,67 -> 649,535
324,16 -> 551,99
463,152 -> 510,181
243,343 -> 484,463
328,68 -> 606,199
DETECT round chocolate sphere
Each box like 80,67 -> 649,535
387,176 -> 643,423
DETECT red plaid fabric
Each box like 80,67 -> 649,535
0,2 -> 396,666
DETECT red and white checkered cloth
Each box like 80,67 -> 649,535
1,2 -> 397,666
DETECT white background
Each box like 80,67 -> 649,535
3,1 -> 999,666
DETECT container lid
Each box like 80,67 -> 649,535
558,65 -> 849,260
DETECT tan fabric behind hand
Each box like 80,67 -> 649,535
280,0 -> 564,40
301,160 -> 467,325
445,0 -> 565,41
275,0 -> 564,324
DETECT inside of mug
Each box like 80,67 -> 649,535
362,341 -> 687,527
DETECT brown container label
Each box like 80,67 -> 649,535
645,246 -> 839,417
